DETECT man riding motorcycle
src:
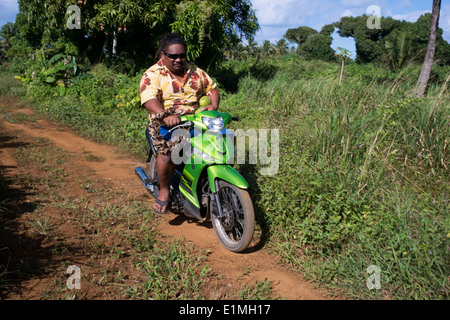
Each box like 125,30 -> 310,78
140,32 -> 220,214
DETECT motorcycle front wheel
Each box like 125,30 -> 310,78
211,180 -> 255,253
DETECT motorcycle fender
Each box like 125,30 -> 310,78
207,165 -> 249,193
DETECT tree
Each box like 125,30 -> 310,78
335,15 -> 400,64
413,0 -> 442,97
384,30 -> 417,70
284,26 -> 317,47
170,0 -> 259,67
411,13 -> 449,65
0,23 -> 16,60
334,12 -> 449,67
283,26 -> 335,61
320,24 -> 335,36
298,34 -> 336,61
275,39 -> 288,56
261,40 -> 275,57
13,0 -> 259,72
246,38 -> 259,56
337,47 -> 351,84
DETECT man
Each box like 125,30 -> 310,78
140,33 -> 220,214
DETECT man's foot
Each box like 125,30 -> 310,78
154,198 -> 170,214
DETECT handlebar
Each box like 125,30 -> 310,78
167,121 -> 194,133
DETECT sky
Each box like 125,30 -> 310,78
251,0 -> 450,58
1,0 -> 449,59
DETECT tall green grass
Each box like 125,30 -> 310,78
220,59 -> 449,299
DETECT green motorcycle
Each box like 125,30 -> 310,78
135,110 -> 255,253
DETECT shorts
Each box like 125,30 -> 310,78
146,123 -> 194,155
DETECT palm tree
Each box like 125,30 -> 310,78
413,0 -> 441,97
275,39 -> 288,56
337,47 -> 351,84
261,40 -> 275,57
246,38 -> 259,57
384,30 -> 423,70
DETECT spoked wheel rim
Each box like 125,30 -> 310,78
212,181 -> 255,252
218,186 -> 245,240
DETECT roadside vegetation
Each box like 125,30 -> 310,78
1,52 -> 448,299
1,0 -> 449,300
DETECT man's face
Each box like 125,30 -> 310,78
161,43 -> 187,75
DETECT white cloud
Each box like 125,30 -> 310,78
341,9 -> 354,17
392,10 -> 429,22
252,0 -> 322,26
251,0 -> 327,43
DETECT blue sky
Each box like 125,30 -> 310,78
251,0 -> 450,58
1,0 -> 449,59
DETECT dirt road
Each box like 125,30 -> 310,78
0,98 -> 332,300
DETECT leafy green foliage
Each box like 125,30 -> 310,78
14,50 -> 78,97
384,30 -> 420,70
335,13 -> 450,66
170,0 -> 217,62
11,0 -> 259,72
283,26 -> 336,62
298,33 -> 336,61
284,26 -> 318,45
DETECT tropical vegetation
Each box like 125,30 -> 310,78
1,0 -> 449,300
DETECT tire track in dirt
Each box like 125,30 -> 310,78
0,106 -> 331,300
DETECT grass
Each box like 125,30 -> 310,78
0,72 -> 25,97
27,217 -> 54,236
1,55 -> 449,299
220,59 -> 449,299
128,240 -> 210,299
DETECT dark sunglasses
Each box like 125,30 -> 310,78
162,50 -> 187,60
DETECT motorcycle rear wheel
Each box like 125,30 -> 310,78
211,180 -> 255,253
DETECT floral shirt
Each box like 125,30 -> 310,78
140,59 -> 218,120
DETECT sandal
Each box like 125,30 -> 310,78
154,199 -> 170,215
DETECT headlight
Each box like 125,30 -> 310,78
193,147 -> 215,162
202,116 -> 223,132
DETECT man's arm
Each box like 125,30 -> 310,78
143,98 -> 180,127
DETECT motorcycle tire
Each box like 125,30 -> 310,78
211,180 -> 255,253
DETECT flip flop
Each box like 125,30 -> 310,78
154,199 -> 170,215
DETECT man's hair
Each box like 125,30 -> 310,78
156,32 -> 187,60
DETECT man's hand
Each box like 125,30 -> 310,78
201,91 -> 220,111
163,114 -> 180,127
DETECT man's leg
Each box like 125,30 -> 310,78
154,152 -> 175,213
